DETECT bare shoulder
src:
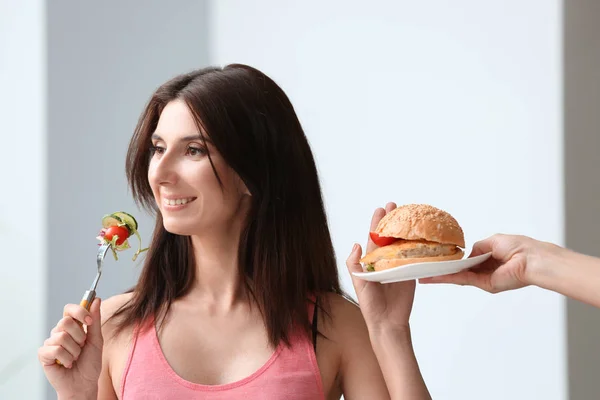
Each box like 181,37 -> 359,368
318,294 -> 389,397
101,292 -> 133,318
318,292 -> 370,346
320,292 -> 366,329
101,292 -> 134,329
99,292 -> 136,396
100,292 -> 136,351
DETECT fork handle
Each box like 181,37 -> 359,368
79,290 -> 96,315
55,290 -> 96,366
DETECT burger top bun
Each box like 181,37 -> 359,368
375,204 -> 465,248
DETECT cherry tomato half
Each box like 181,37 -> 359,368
104,225 -> 130,246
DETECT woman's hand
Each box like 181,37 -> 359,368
346,202 -> 416,333
38,298 -> 104,400
346,202 -> 432,399
418,233 -> 540,292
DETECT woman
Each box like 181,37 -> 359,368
420,233 -> 600,308
38,64 -> 431,399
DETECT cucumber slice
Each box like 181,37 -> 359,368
112,211 -> 138,231
102,214 -> 123,229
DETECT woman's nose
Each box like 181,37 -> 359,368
151,153 -> 179,185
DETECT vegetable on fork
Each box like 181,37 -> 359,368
55,211 -> 148,366
97,211 -> 149,261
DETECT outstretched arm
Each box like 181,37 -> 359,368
420,234 -> 600,309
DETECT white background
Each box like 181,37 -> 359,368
210,1 -> 564,398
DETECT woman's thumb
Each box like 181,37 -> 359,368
86,298 -> 104,347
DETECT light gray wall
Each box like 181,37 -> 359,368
45,1 -> 209,399
0,1 -> 46,399
564,1 -> 600,399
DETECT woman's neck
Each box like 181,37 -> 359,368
185,222 -> 248,312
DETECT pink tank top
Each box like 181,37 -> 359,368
119,301 -> 325,399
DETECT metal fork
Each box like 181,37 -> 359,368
80,242 -> 111,311
55,242 -> 111,366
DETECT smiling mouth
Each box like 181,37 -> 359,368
163,197 -> 197,206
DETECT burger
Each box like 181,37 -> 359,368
360,204 -> 465,271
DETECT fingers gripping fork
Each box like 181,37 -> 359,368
55,243 -> 111,366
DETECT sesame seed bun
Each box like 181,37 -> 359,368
375,204 -> 465,248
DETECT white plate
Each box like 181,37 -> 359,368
351,252 -> 492,284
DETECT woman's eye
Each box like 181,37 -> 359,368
150,145 -> 166,155
186,146 -> 206,157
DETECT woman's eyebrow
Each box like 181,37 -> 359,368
151,133 -> 212,143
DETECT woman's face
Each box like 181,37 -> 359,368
148,99 -> 249,236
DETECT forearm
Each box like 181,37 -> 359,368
368,326 -> 431,400
529,244 -> 600,308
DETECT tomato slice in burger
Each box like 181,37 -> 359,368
369,232 -> 397,247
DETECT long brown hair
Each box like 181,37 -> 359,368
111,64 -> 344,347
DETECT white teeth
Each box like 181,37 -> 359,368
165,198 -> 194,206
